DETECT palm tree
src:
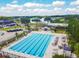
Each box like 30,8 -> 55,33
25,19 -> 30,32
15,31 -> 18,40
32,18 -> 40,31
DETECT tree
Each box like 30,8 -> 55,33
44,17 -> 52,23
15,32 -> 18,40
0,16 -> 13,20
21,18 -> 31,33
67,18 -> 79,42
32,18 -> 40,31
67,16 -> 79,57
74,43 -> 79,57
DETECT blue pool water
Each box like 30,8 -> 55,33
9,33 -> 53,57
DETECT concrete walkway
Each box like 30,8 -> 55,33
0,31 -> 23,44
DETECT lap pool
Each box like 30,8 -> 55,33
9,33 -> 53,57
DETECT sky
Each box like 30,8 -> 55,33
0,0 -> 79,16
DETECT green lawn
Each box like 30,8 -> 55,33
0,26 -> 24,31
55,30 -> 67,34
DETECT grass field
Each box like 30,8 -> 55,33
0,26 -> 24,31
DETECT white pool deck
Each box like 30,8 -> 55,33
0,31 -> 23,44
1,31 -> 67,58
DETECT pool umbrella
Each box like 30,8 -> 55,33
0,20 -> 11,24
7,29 -> 23,32
63,44 -> 71,51
6,23 -> 16,26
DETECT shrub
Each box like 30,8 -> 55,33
53,54 -> 68,58
74,43 -> 79,57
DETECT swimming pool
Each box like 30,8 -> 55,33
9,33 -> 53,57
